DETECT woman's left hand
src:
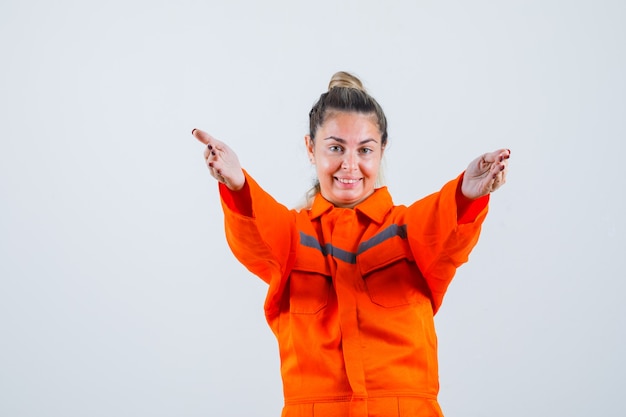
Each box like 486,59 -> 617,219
461,149 -> 511,199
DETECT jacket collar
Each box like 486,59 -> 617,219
309,187 -> 394,224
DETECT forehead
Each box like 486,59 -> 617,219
319,111 -> 381,140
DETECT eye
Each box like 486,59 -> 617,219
329,145 -> 344,152
360,147 -> 374,154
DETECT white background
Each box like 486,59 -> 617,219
1,1 -> 625,416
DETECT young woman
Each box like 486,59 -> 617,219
193,72 -> 509,417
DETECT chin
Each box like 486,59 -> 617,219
333,193 -> 367,208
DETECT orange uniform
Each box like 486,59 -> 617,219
219,170 -> 489,417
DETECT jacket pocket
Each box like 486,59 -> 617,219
289,255 -> 331,314
359,243 -> 427,308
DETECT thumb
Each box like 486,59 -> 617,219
191,128 -> 216,146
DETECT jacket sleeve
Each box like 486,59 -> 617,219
406,173 -> 489,313
219,170 -> 298,290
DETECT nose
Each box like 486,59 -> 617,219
342,152 -> 357,171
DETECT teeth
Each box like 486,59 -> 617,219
337,178 -> 359,184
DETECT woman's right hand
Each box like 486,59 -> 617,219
192,128 -> 246,191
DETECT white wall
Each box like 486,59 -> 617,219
1,1 -> 624,416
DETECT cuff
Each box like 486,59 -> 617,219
219,177 -> 253,217
456,174 -> 489,224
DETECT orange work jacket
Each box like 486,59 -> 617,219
219,171 -> 488,417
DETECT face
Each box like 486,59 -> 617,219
305,111 -> 384,208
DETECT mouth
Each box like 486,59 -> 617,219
334,177 -> 362,186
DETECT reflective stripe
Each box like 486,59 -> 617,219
299,224 -> 407,264
299,232 -> 357,264
357,224 -> 407,254
299,232 -> 324,253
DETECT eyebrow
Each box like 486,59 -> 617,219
323,136 -> 378,145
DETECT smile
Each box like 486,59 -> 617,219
335,177 -> 361,184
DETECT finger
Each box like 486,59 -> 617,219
489,161 -> 500,179
488,156 -> 509,178
211,167 -> 227,184
207,163 -> 221,180
492,174 -> 504,192
482,149 -> 509,164
192,128 -> 218,147
497,148 -> 511,162
206,153 -> 221,171
494,148 -> 511,162
204,145 -> 218,160
491,163 -> 509,192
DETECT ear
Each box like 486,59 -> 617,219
304,135 -> 315,164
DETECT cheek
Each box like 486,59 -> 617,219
315,157 -> 338,176
362,159 -> 381,177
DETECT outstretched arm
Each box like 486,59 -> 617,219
191,128 -> 298,294
461,148 -> 510,199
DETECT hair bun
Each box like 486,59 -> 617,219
328,71 -> 365,92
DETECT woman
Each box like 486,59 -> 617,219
193,71 -> 509,417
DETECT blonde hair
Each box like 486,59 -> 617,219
328,71 -> 365,90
